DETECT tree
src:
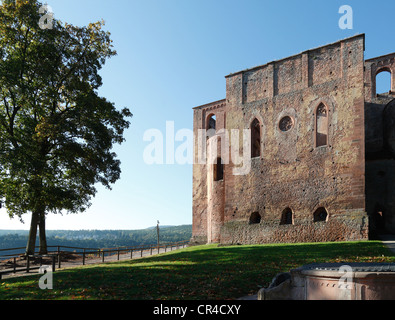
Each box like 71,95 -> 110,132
0,0 -> 132,255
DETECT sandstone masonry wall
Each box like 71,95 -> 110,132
192,35 -> 370,245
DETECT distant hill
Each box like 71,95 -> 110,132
0,225 -> 192,252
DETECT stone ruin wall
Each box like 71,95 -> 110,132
192,35 -> 369,245
364,52 -> 395,235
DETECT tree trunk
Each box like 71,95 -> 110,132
39,211 -> 48,255
26,211 -> 39,256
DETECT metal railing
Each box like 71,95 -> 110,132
0,240 -> 189,279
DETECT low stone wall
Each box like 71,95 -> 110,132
259,263 -> 395,300
220,212 -> 368,245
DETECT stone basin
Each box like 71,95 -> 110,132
258,263 -> 395,300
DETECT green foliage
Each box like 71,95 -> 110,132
0,0 -> 132,254
0,0 -> 132,219
0,225 -> 193,250
1,241 -> 394,300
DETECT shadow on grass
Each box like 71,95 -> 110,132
1,241 -> 394,300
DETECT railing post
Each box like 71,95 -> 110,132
52,255 -> 56,273
26,255 -> 30,273
0,241 -> 188,277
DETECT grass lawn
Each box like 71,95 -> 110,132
1,241 -> 394,300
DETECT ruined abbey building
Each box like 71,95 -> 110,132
192,34 -> 395,245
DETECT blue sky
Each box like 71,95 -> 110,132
1,0 -> 394,230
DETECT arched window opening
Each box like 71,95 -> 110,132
251,118 -> 261,158
207,114 -> 216,130
213,157 -> 224,181
249,212 -> 261,224
314,207 -> 328,223
280,208 -> 294,225
316,104 -> 328,147
376,70 -> 392,95
206,114 -> 217,140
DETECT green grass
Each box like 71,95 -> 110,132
1,241 -> 394,300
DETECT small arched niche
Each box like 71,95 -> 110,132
313,207 -> 328,223
280,208 -> 294,225
249,212 -> 261,225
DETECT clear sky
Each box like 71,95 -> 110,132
0,0 -> 394,230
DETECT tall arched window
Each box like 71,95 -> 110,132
207,114 -> 216,130
316,104 -> 328,147
251,118 -> 261,158
206,114 -> 217,140
376,69 -> 392,95
213,157 -> 224,181
280,208 -> 294,225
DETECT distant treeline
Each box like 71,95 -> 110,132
0,225 -> 192,251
